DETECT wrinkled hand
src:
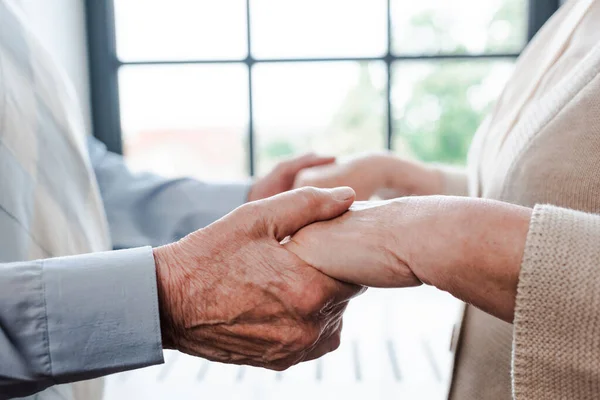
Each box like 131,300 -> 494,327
153,187 -> 365,370
285,196 -> 531,322
248,154 -> 336,201
294,153 -> 443,201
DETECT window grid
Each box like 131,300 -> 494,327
86,0 -> 558,177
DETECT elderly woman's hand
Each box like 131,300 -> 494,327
285,199 -> 422,288
285,196 -> 532,322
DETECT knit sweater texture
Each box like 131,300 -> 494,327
439,1 -> 600,398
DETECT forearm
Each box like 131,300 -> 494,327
88,137 -> 250,248
415,198 -> 532,323
0,248 -> 164,398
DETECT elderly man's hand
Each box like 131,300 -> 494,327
153,187 -> 364,370
248,154 -> 336,201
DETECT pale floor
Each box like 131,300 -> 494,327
105,287 -> 461,400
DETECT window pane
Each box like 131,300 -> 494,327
391,0 -> 527,55
392,60 -> 514,165
253,62 -> 387,175
119,65 -> 249,180
115,0 -> 247,61
250,0 -> 387,59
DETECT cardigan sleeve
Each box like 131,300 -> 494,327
512,204 -> 600,399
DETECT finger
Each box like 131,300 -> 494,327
326,279 -> 367,305
263,187 -> 356,241
284,153 -> 336,175
302,320 -> 344,362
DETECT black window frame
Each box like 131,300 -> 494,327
86,0 -> 559,176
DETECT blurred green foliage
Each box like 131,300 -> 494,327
261,0 -> 524,168
394,0 -> 524,165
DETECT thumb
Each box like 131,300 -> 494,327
263,187 -> 355,241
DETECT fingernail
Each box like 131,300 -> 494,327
330,187 -> 355,202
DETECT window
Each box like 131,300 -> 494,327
85,0 -> 560,180
87,1 -> 557,398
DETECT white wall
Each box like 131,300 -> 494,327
16,0 -> 92,134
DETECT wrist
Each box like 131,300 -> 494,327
366,152 -> 414,193
153,245 -> 180,349
430,199 -> 532,322
380,155 -> 443,196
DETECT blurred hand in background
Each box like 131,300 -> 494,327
248,154 -> 336,201
293,152 -> 443,200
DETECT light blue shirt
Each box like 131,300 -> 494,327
0,142 -> 250,400
0,1 -> 250,398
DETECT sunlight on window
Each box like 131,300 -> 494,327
253,62 -> 387,174
392,0 -> 527,54
115,0 -> 248,61
119,64 -> 249,181
251,0 -> 388,59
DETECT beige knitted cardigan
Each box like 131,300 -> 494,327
436,1 -> 600,399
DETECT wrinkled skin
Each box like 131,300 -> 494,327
154,187 -> 365,370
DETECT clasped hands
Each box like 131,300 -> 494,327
153,153 -> 532,372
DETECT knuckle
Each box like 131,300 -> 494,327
271,363 -> 290,372
329,333 -> 342,352
238,202 -> 267,230
297,186 -> 321,208
281,325 -> 306,347
261,357 -> 289,371
297,286 -> 329,315
298,186 -> 320,196
283,323 -> 320,350
300,323 -> 322,348
239,201 -> 262,218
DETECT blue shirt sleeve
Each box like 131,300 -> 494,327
0,247 -> 164,399
87,136 -> 251,249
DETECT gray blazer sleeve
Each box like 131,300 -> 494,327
0,247 -> 164,399
87,137 -> 251,249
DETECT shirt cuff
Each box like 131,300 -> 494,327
43,247 -> 164,383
